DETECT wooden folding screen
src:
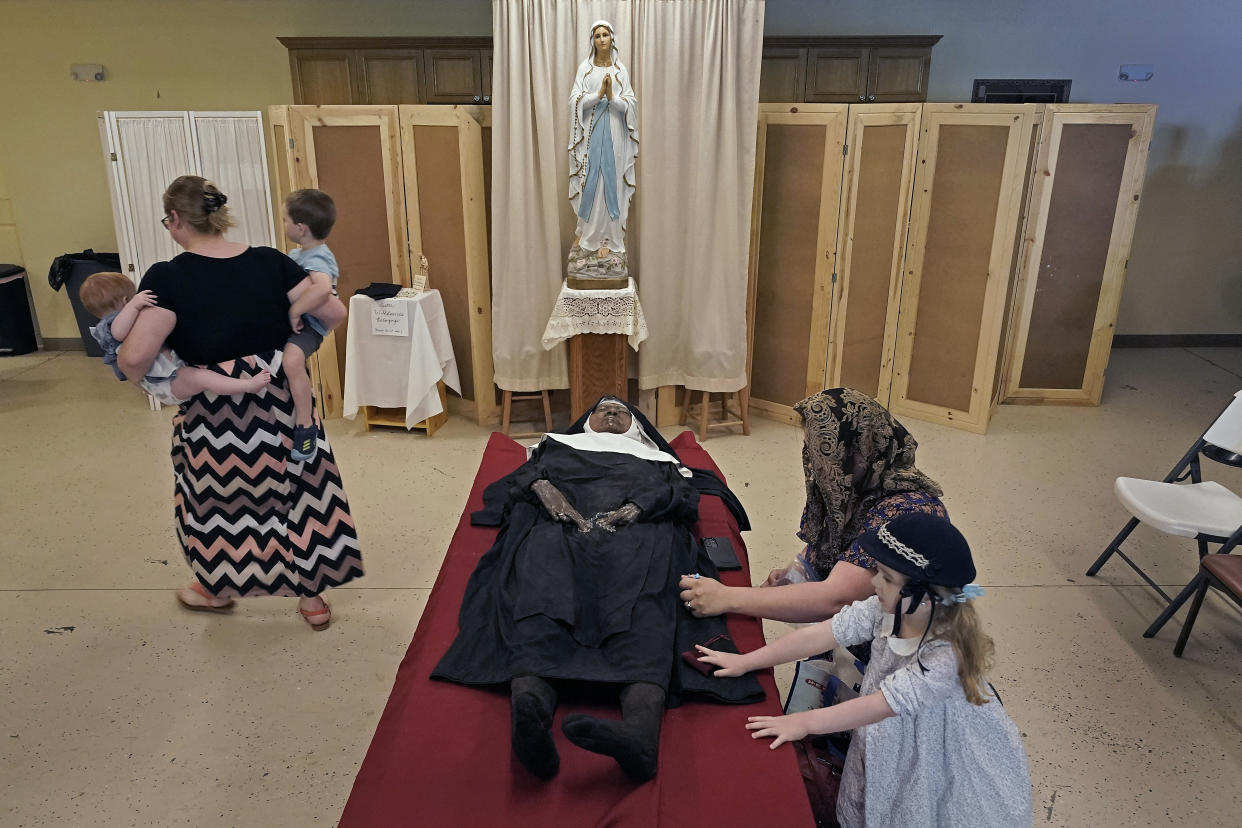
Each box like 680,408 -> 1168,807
990,106 -> 1045,414
827,104 -> 920,402
265,105 -> 347,419
268,105 -> 411,418
267,104 -> 496,425
1003,104 -> 1157,405
746,104 -> 847,423
889,104 -> 1036,433
398,105 -> 497,425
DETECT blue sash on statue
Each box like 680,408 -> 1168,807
578,98 -> 620,222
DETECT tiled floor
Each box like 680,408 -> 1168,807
2,348 -> 1241,826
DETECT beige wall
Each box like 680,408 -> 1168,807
3,0 -> 1236,339
0,0 -> 488,340
0,163 -> 24,269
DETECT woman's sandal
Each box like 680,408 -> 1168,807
176,581 -> 234,614
298,598 -> 331,631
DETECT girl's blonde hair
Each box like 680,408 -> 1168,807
930,589 -> 995,705
79,271 -> 135,318
163,175 -> 234,235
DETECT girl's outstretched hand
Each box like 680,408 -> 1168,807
745,714 -> 809,749
694,645 -> 749,677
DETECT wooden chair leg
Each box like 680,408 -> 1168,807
541,390 -> 553,432
739,386 -> 751,436
501,390 -> 513,437
679,389 -> 690,426
698,391 -> 709,443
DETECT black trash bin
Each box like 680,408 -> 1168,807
0,264 -> 40,356
48,250 -> 123,357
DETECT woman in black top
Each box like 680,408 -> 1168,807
119,176 -> 363,629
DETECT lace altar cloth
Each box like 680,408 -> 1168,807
541,277 -> 648,350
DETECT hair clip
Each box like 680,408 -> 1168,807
950,583 -> 985,603
202,191 -> 228,213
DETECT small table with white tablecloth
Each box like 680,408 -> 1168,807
343,290 -> 461,434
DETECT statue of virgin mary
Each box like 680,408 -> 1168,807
567,20 -> 638,287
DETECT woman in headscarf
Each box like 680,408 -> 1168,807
433,397 -> 760,783
566,20 -> 638,278
680,388 -> 946,622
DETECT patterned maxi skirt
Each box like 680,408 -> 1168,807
169,351 -> 363,597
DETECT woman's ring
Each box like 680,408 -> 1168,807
684,601 -> 692,609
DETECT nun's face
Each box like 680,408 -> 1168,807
588,400 -> 632,434
593,26 -> 613,55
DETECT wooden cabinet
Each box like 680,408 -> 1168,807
423,49 -> 488,104
284,36 -> 930,106
805,47 -> 870,102
867,48 -> 932,102
760,36 -> 940,103
289,49 -> 359,105
359,49 -> 423,105
282,38 -> 491,105
757,48 -> 805,103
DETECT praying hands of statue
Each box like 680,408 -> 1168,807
531,479 -> 593,533
592,502 -> 641,533
599,73 -> 614,101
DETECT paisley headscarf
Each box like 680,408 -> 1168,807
794,388 -> 942,577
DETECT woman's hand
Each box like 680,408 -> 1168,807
693,645 -> 751,677
593,502 -> 640,533
289,309 -> 304,333
678,574 -> 732,617
761,565 -> 792,587
745,713 -> 810,749
531,479 -> 592,533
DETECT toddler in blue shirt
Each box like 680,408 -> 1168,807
282,189 -> 347,463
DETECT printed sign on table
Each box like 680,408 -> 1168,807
371,299 -> 409,337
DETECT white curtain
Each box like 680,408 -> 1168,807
113,115 -> 195,277
491,0 -> 765,392
631,1 -> 763,390
191,114 -> 275,249
103,112 -> 275,282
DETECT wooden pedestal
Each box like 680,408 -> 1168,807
569,333 -> 628,420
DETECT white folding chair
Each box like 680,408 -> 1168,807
1086,390 -> 1242,638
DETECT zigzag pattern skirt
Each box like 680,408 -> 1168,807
168,351 -> 363,598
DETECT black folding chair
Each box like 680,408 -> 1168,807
1170,553 -> 1242,657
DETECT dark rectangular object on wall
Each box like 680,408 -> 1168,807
972,79 -> 1071,104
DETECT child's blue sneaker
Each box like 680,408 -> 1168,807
291,425 -> 318,463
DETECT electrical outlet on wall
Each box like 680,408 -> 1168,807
70,64 -> 106,82
1119,64 -> 1153,82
